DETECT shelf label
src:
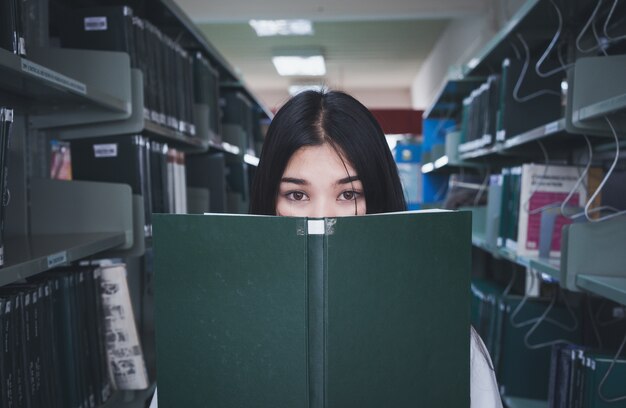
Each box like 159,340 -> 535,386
544,121 -> 559,134
21,59 -> 87,95
84,16 -> 108,31
47,251 -> 68,268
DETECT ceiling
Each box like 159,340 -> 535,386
175,0 -> 490,109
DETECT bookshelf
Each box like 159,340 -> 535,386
0,0 -> 271,406
0,47 -> 130,117
426,0 -> 626,404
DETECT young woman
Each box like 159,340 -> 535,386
250,89 -> 503,408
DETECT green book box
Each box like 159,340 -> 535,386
153,210 -> 471,407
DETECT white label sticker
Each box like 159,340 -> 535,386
47,251 -> 67,268
0,246 -> 4,266
308,220 -> 326,235
85,16 -> 108,31
93,143 -> 118,158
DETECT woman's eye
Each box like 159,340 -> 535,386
339,191 -> 359,201
287,191 -> 307,201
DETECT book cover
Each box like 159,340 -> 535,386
153,211 -> 471,407
98,264 -> 149,390
516,164 -> 589,258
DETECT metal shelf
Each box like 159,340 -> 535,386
423,77 -> 485,120
0,233 -> 126,287
144,119 -> 208,152
575,93 -> 626,123
0,48 -> 129,116
471,233 -> 560,283
576,275 -> 626,307
99,383 -> 156,408
503,396 -> 548,408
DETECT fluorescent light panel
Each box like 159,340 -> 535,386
288,84 -> 324,96
272,55 -> 326,76
249,19 -> 313,36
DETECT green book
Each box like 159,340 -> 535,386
153,210 -> 471,407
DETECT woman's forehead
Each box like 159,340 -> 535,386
282,144 -> 357,177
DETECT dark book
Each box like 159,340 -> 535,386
76,271 -> 96,408
144,21 -> 167,125
495,57 -> 562,141
153,211 -> 471,407
70,135 -> 152,237
0,297 -> 6,407
0,0 -> 25,55
60,6 -> 136,68
13,292 -> 28,408
0,108 -> 14,268
20,287 -> 41,408
0,294 -> 16,407
186,152 -> 227,213
21,0 -> 49,49
49,274 -> 82,408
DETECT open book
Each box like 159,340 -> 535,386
153,210 -> 471,407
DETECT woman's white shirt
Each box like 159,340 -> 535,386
471,330 -> 503,408
148,332 -> 503,408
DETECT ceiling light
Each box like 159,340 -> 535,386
249,19 -> 313,37
272,55 -> 326,76
288,84 -> 324,96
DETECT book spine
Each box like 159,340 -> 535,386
2,295 -> 16,407
307,220 -> 326,408
98,264 -> 149,390
0,108 -> 14,267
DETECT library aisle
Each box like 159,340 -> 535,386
0,0 -> 625,407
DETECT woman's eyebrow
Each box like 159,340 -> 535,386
337,175 -> 360,185
281,177 -> 309,185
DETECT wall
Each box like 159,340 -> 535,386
411,0 -> 527,110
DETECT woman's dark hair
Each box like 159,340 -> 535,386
250,90 -> 407,215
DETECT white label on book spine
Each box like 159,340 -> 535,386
93,143 -> 118,158
0,246 -> 3,266
84,16 -> 108,31
47,251 -> 67,268
21,59 -> 87,95
308,220 -> 325,235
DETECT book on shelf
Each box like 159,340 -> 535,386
97,263 -> 149,391
495,58 -> 562,142
153,210 -> 471,407
0,265 -> 122,408
193,52 -> 221,142
70,135 -> 154,237
516,163 -> 601,258
221,88 -> 254,154
59,5 -> 196,137
186,152 -> 228,213
485,174 -> 503,249
50,140 -> 72,181
0,107 -> 14,268
224,154 -> 250,213
70,134 -> 189,235
548,344 -> 626,408
497,166 -> 522,251
0,0 -> 26,55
